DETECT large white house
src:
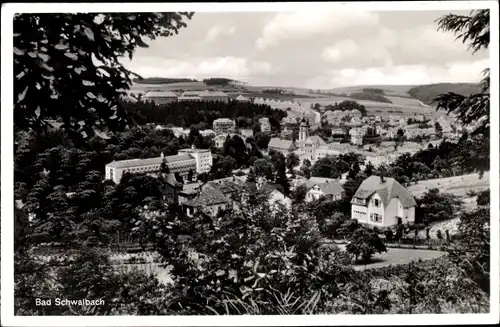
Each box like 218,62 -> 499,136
105,146 -> 213,184
351,176 -> 417,228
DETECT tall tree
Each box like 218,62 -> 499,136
14,12 -> 193,139
432,10 -> 490,174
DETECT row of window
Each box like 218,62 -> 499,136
353,210 -> 366,217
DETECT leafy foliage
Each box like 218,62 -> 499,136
431,9 -> 490,174
125,99 -> 286,131
415,188 -> 463,225
14,12 -> 193,138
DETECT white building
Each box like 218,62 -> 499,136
105,152 -> 197,185
351,176 -> 416,228
303,178 -> 344,202
213,118 -> 236,134
142,91 -> 178,104
259,117 -> 272,133
178,146 -> 213,174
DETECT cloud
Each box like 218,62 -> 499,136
305,59 -> 490,89
320,24 -> 478,68
203,25 -> 237,43
256,10 -> 379,50
121,56 -> 274,81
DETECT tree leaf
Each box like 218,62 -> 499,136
55,43 -> 68,50
84,27 -> 95,41
18,86 -> 29,102
13,47 -> 25,55
64,52 -> 78,60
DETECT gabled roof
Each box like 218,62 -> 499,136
352,175 -> 416,208
268,138 -> 294,150
143,91 -> 178,98
306,135 -> 326,145
303,178 -> 344,196
185,188 -> 229,207
205,179 -> 241,195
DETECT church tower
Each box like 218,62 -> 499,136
299,114 -> 309,142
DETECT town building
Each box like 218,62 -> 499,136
213,118 -> 236,134
303,177 -> 344,202
199,90 -> 229,103
199,129 -> 216,138
105,146 -> 213,184
178,146 -> 213,174
268,138 -> 296,154
349,128 -> 364,145
351,175 -> 416,228
105,152 -> 198,185
240,129 -> 254,138
236,95 -> 250,102
213,133 -> 249,149
259,117 -> 272,133
142,91 -> 178,104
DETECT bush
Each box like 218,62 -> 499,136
345,227 -> 387,263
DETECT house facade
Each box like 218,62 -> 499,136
305,179 -> 344,202
213,118 -> 236,134
178,146 -> 213,174
105,152 -> 197,185
351,175 -> 416,228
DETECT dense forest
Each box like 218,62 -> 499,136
349,91 -> 393,103
203,78 -> 242,86
323,100 -> 368,116
123,99 -> 287,130
132,77 -> 199,84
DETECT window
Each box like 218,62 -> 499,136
374,199 -> 380,207
370,213 -> 382,222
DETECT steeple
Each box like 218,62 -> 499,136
299,113 -> 309,142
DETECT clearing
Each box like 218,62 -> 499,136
407,172 -> 490,198
341,246 -> 447,271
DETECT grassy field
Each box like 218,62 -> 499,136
407,172 -> 490,198
334,244 -> 446,270
328,85 -> 417,98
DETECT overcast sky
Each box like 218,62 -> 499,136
121,10 -> 489,89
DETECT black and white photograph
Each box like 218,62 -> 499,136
1,1 -> 499,326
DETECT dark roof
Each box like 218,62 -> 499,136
206,180 -> 241,195
185,188 -> 229,207
164,173 -> 183,188
352,175 -> 416,208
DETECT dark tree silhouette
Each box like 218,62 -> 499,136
432,10 -> 490,174
14,12 -> 193,139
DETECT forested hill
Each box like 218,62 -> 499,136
407,83 -> 482,104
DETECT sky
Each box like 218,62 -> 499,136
120,10 -> 489,89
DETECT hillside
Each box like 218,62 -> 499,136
407,83 -> 482,104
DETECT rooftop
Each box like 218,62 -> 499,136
143,91 -> 178,98
185,188 -> 229,207
352,175 -> 416,208
106,154 -> 194,169
268,138 -> 294,150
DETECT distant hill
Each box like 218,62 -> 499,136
407,83 -> 482,104
133,77 -> 199,84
